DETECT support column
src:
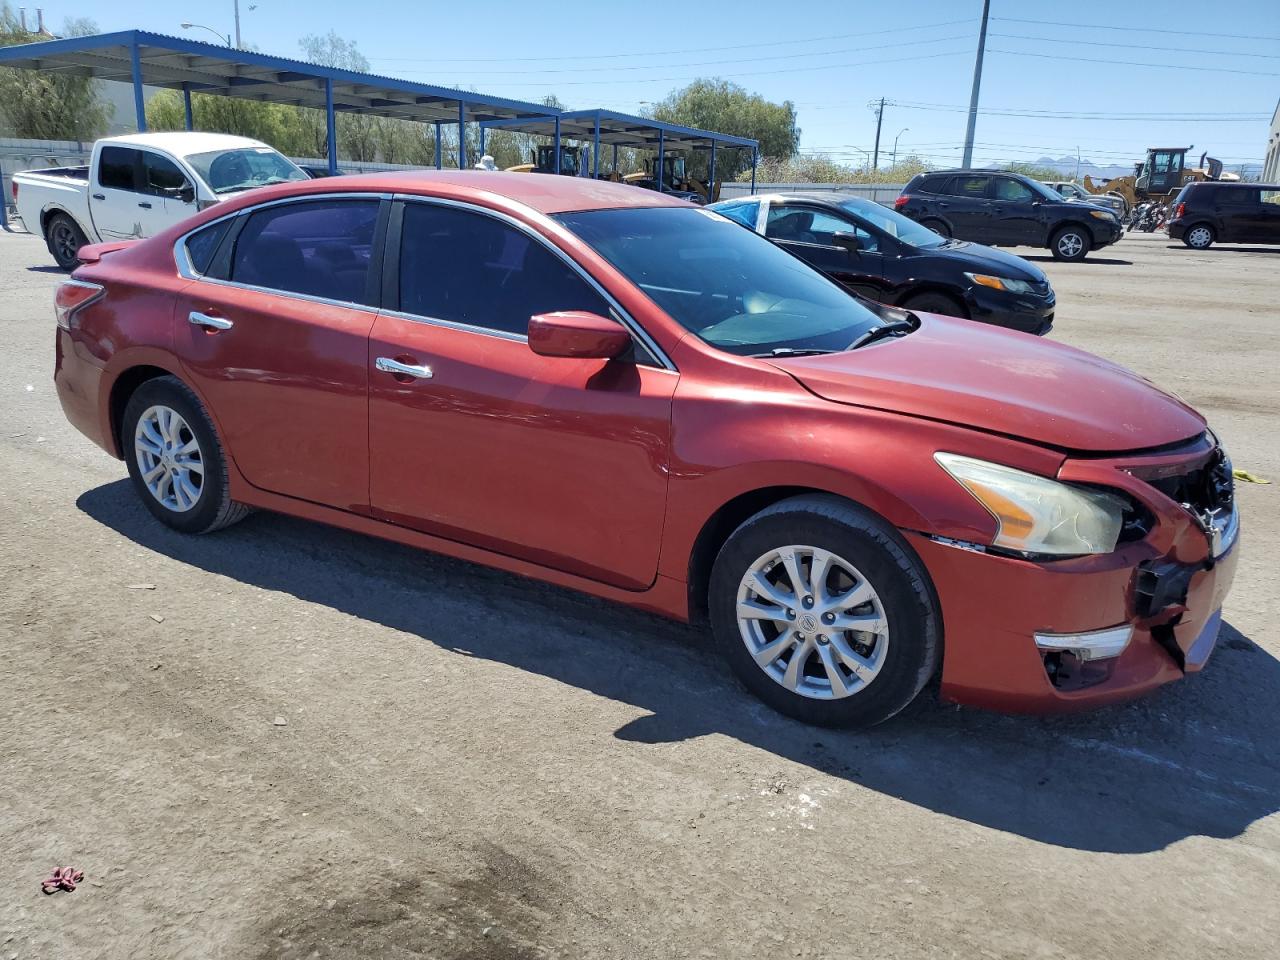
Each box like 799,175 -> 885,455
593,114 -> 600,179
479,125 -> 486,155
554,115 -> 561,175
131,40 -> 147,132
709,141 -> 716,202
612,143 -> 618,175
434,122 -> 442,170
182,83 -> 193,131
750,147 -> 757,195
325,78 -> 337,175
656,129 -> 664,193
457,102 -> 465,169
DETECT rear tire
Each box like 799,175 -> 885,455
921,218 -> 951,238
122,376 -> 250,535
45,212 -> 88,271
1183,224 -> 1215,250
902,291 -> 967,319
708,495 -> 940,728
1050,225 -> 1091,261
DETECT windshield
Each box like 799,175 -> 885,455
187,147 -> 308,195
837,197 -> 947,248
1024,178 -> 1064,202
554,206 -> 884,356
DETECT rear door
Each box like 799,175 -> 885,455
988,177 -> 1043,246
940,175 -> 993,240
764,201 -> 886,299
367,199 -> 677,590
1257,189 -> 1280,243
91,146 -> 144,240
1215,187 -> 1260,242
174,195 -> 385,510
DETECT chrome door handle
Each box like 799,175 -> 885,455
138,201 -> 152,209
375,357 -> 433,379
91,193 -> 105,200
189,311 -> 233,331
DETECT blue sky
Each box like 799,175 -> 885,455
43,0 -> 1280,170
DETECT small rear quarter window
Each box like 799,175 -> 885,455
184,219 -> 233,275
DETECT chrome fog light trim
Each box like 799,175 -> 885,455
1034,624 -> 1133,662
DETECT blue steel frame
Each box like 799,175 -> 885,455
0,30 -> 560,176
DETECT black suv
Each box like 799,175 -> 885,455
895,170 -> 1123,262
1166,181 -> 1280,249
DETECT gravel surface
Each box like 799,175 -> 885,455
2,228 -> 1277,959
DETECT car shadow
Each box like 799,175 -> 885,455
1164,245 -> 1280,255
78,480 -> 1280,855
1021,254 -> 1133,266
26,264 -> 66,274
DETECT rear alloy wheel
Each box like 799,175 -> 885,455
709,495 -> 940,727
122,376 -> 250,534
1184,224 -> 1215,250
46,212 -> 88,271
1050,225 -> 1091,262
903,291 -> 967,319
921,218 -> 951,238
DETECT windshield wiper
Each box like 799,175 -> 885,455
848,319 -> 917,350
750,347 -> 840,358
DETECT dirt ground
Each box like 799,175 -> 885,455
2,226 -> 1278,960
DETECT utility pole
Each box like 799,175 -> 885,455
233,0 -> 242,48
871,97 -> 885,172
961,0 -> 991,168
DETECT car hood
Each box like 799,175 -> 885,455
769,314 -> 1206,453
924,240 -> 1047,282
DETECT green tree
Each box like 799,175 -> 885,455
0,5 -> 111,140
648,79 -> 798,179
145,89 -> 313,156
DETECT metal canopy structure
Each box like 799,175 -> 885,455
0,30 -> 559,174
480,109 -> 759,194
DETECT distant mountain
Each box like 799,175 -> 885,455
978,154 -> 1265,183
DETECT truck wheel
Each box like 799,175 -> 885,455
708,494 -> 940,728
1050,225 -> 1091,262
1183,224 -> 1215,250
46,212 -> 88,271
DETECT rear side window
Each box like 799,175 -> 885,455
951,176 -> 991,198
230,199 -> 380,304
98,147 -> 138,191
397,202 -> 612,337
1217,187 -> 1259,206
916,175 -> 952,195
184,219 -> 233,275
716,199 -> 760,229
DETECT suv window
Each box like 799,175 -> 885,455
716,199 -> 760,229
993,178 -> 1035,202
98,146 -> 138,191
1262,189 -> 1280,205
1217,187 -> 1259,206
398,202 -> 611,337
766,205 -> 851,245
141,151 -> 188,196
230,199 -> 380,304
950,175 -> 991,198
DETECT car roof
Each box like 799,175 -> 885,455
101,131 -> 271,157
221,170 -> 691,216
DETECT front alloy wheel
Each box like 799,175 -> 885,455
737,545 -> 889,700
1052,227 -> 1089,261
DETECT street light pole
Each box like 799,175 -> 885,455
180,21 -> 232,46
961,0 -> 991,169
892,128 -> 909,169
233,0 -> 242,48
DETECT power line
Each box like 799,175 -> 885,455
992,17 -> 1280,43
367,17 -> 976,64
991,32 -> 1280,59
987,49 -> 1280,77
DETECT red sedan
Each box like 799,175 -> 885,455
54,172 -> 1239,726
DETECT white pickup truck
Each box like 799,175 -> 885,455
11,131 -> 310,269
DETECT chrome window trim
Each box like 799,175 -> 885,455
391,193 -> 677,372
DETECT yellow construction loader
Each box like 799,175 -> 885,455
1084,147 -> 1238,206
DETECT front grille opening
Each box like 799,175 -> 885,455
1042,651 -> 1113,691
1141,449 -> 1234,518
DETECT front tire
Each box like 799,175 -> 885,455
1183,224 -> 1215,250
708,495 -> 940,727
122,376 -> 250,534
45,212 -> 88,271
1050,225 -> 1091,261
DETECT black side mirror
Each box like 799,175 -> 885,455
832,230 -> 863,255
178,183 -> 196,204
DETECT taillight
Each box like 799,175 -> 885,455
1175,202 -> 1185,219
10,179 -> 17,201
894,195 -> 910,210
54,279 -> 104,330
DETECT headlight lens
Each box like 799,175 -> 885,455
1089,209 -> 1115,221
934,453 -> 1127,556
965,272 -> 1037,295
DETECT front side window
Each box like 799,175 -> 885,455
1261,189 -> 1280,205
141,151 -> 188,196
187,147 -> 308,196
98,147 -> 138,191
555,206 -> 883,357
765,205 -> 851,245
398,203 -> 611,337
230,199 -> 380,304
951,176 -> 991,198
993,178 -> 1035,202
839,197 -> 944,249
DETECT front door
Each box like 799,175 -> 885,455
368,200 -> 677,591
137,148 -> 196,235
989,177 -> 1044,246
764,203 -> 886,300
174,196 -> 384,511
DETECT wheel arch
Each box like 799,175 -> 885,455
1050,219 -> 1093,244
40,204 -> 87,240
106,363 -> 183,459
